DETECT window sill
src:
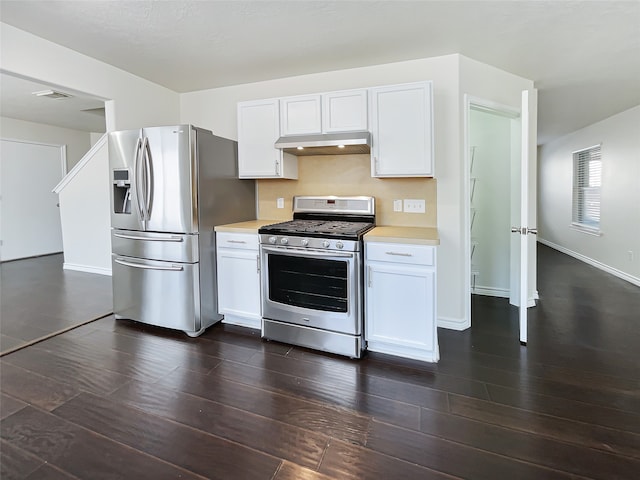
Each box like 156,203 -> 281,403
570,223 -> 602,236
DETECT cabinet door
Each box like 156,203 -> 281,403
370,81 -> 434,177
217,247 -> 261,326
237,99 -> 283,178
280,95 -> 322,135
322,89 -> 368,132
366,262 -> 435,354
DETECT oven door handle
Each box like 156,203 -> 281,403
261,245 -> 355,259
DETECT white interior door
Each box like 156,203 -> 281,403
510,89 -> 538,345
0,139 -> 66,261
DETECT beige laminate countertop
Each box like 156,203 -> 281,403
364,226 -> 440,246
214,219 -> 281,234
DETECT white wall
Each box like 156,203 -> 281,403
57,139 -> 111,275
0,117 -> 91,169
181,54 -> 535,330
1,23 -> 180,131
538,105 -> 640,285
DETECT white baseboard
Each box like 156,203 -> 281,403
472,285 -> 509,298
538,238 -> 640,287
438,316 -> 470,331
63,262 -> 112,276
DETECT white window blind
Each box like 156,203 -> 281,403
572,144 -> 602,232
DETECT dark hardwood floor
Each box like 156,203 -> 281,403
1,244 -> 639,479
0,254 -> 113,355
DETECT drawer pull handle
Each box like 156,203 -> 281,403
385,251 -> 413,257
227,240 -> 247,244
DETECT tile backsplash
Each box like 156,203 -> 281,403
257,154 -> 436,227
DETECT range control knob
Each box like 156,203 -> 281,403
268,236 -> 277,244
322,240 -> 330,248
336,241 -> 344,250
300,239 -> 309,247
280,237 -> 289,245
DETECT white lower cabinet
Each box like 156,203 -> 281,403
216,232 -> 261,330
365,242 -> 439,362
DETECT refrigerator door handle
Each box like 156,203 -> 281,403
134,137 -> 147,227
114,232 -> 184,242
142,135 -> 153,221
114,257 -> 184,271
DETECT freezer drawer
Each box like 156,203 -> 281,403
111,230 -> 199,263
112,255 -> 201,332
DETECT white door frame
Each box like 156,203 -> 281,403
463,95 -> 520,331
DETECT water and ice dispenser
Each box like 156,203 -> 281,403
113,169 -> 131,214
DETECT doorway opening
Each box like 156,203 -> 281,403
464,97 -> 523,329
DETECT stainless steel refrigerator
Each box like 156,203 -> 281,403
108,125 -> 255,336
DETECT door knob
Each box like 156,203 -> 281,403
511,227 -> 537,235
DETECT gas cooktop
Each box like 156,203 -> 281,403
260,219 -> 374,239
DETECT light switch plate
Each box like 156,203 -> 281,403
404,199 -> 425,213
277,197 -> 284,209
393,199 -> 403,212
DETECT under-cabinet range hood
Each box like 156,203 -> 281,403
275,131 -> 371,156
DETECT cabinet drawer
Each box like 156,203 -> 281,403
366,242 -> 434,266
216,232 -> 258,250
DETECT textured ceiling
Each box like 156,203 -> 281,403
1,0 -> 639,142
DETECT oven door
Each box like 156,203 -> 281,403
260,245 -> 361,335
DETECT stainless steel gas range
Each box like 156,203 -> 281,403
259,196 -> 375,358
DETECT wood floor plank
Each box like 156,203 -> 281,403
1,406 -> 206,479
433,345 -> 639,397
226,352 -> 449,413
68,328 -> 225,374
52,392 -> 282,480
3,346 -> 133,396
32,334 -> 180,382
0,439 -> 45,480
273,461 -> 336,480
427,353 -> 640,413
107,380 -> 329,470
366,420 -> 581,480
486,383 -> 640,434
224,352 -> 422,429
23,463 -> 80,480
448,393 -> 640,458
159,365 -> 372,445
0,393 -> 26,420
0,362 -> 80,411
318,438 -> 461,480
286,346 -> 492,400
418,406 -> 640,479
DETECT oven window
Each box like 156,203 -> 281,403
268,254 -> 348,312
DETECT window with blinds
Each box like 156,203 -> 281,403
572,144 -> 602,232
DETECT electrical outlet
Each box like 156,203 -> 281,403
629,251 -> 634,262
404,199 -> 425,213
393,199 -> 403,212
276,197 -> 284,209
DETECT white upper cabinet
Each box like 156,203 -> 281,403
280,89 -> 368,136
369,81 -> 434,177
280,95 -> 322,135
322,89 -> 368,133
237,99 -> 298,179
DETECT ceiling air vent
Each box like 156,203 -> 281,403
32,89 -> 73,99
